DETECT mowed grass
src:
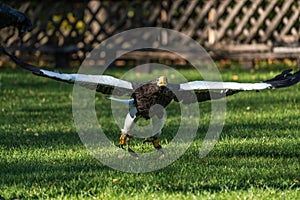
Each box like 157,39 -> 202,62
0,63 -> 299,199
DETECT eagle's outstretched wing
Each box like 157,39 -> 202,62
1,46 -> 133,96
177,69 -> 300,103
2,46 -> 300,101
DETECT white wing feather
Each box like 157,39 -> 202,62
179,81 -> 272,91
40,69 -> 133,90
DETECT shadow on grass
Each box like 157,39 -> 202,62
0,130 -> 81,148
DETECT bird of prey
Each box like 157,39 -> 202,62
0,2 -> 32,34
2,46 -> 300,158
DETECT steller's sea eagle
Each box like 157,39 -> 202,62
2,46 -> 300,158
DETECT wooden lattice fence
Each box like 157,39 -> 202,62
1,0 -> 300,67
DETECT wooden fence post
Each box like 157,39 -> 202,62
207,2 -> 217,45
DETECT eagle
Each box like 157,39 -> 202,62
2,46 -> 300,158
0,3 -> 32,33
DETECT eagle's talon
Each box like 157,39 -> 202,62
158,152 -> 165,160
128,147 -> 139,159
157,147 -> 165,159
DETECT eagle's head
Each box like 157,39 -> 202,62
156,76 -> 168,87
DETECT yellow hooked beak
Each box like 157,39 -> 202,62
157,76 -> 167,87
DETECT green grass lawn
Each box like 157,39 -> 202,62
0,64 -> 299,199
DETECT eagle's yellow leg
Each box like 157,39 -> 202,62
144,136 -> 163,151
119,134 -> 126,148
153,137 -> 162,150
143,136 -> 165,159
119,134 -> 133,148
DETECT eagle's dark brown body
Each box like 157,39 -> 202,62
132,82 -> 175,119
